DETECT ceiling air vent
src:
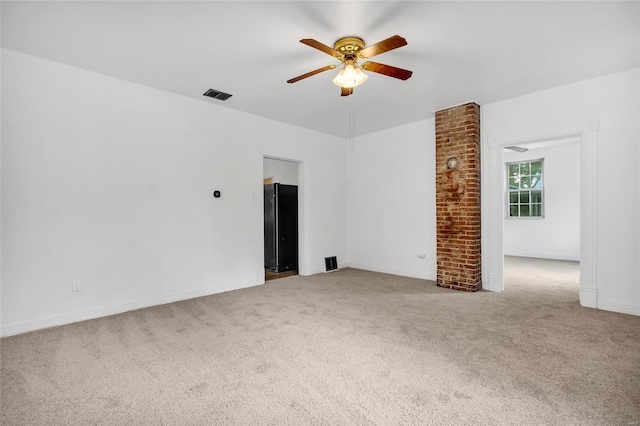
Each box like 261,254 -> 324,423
203,89 -> 232,101
505,146 -> 528,153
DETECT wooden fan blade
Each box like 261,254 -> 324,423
362,61 -> 413,80
300,39 -> 344,60
358,35 -> 407,58
287,65 -> 337,84
341,87 -> 353,97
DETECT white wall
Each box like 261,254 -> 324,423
503,142 -> 581,261
346,120 -> 436,280
1,49 -> 347,336
2,51 -> 638,336
483,68 -> 640,315
346,68 -> 639,317
263,157 -> 298,185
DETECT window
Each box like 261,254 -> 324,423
507,159 -> 543,217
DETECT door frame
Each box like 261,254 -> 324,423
482,119 -> 599,308
260,155 -> 306,277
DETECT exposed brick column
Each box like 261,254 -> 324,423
435,102 -> 481,291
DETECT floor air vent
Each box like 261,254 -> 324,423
325,256 -> 338,272
203,89 -> 232,101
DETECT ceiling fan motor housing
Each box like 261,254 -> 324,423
334,36 -> 365,58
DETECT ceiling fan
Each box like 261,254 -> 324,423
287,35 -> 413,97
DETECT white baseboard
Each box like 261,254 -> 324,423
256,269 -> 265,285
483,274 -> 504,292
347,262 -> 435,281
579,287 -> 597,308
306,265 -> 325,275
0,278 -> 259,337
596,300 -> 640,316
303,262 -> 353,276
300,262 -> 312,276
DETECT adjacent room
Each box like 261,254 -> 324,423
1,1 -> 639,424
503,139 -> 581,296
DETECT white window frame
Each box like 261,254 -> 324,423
505,158 -> 545,219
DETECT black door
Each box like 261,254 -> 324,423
276,184 -> 298,272
264,183 -> 298,272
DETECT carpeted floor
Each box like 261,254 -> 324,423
1,257 -> 639,425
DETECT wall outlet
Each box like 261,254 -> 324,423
417,253 -> 426,259
72,280 -> 82,292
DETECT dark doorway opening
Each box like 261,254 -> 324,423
264,183 -> 298,281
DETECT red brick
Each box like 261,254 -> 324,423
435,102 -> 481,291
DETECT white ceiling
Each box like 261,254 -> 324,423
2,1 -> 638,138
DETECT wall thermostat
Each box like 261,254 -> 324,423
213,190 -> 221,198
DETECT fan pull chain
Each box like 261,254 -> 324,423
349,99 -> 355,151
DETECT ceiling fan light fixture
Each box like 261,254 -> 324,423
287,35 -> 410,96
332,61 -> 368,89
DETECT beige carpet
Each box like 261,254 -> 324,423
1,257 -> 639,425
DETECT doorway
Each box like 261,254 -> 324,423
483,120 -> 599,309
263,157 -> 300,281
502,138 -> 581,295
